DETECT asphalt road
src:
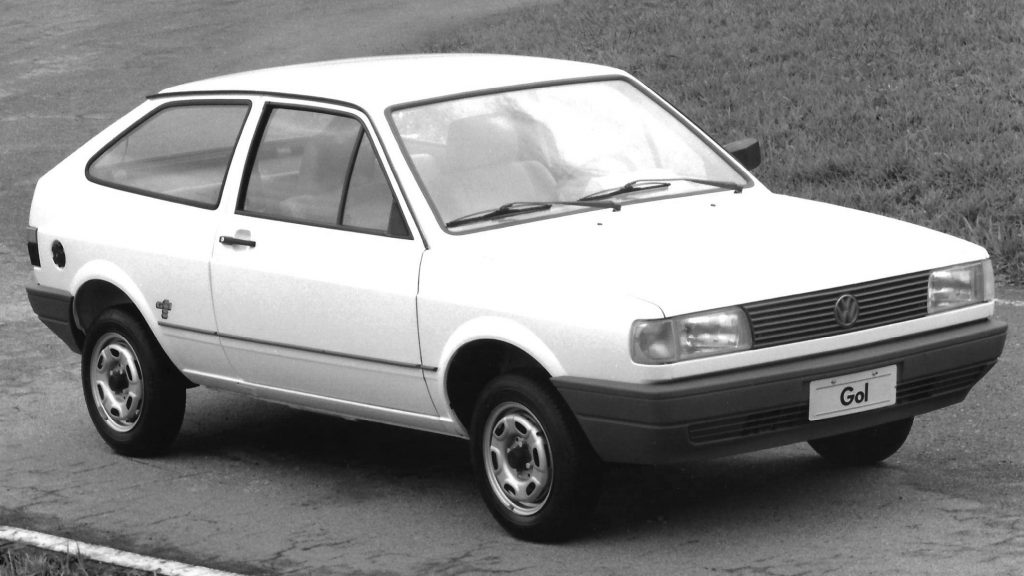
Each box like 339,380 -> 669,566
2,2 -> 1023,575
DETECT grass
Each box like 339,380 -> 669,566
0,543 -> 151,576
428,0 -> 1024,282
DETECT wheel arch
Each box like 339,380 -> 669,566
71,262 -> 158,339
74,276 -> 194,390
76,280 -> 137,334
438,318 -> 567,433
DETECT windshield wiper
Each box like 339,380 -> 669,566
446,200 -> 619,229
579,177 -> 747,202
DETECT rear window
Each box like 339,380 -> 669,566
87,102 -> 250,208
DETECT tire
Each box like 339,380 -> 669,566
808,417 -> 914,466
470,373 -> 602,542
81,308 -> 185,456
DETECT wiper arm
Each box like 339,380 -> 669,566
446,200 -> 619,229
579,177 -> 747,202
580,180 -> 671,201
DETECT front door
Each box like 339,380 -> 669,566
209,103 -> 434,419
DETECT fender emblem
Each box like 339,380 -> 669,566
156,299 -> 173,319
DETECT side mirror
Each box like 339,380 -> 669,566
723,138 -> 761,171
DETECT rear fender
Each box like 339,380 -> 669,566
71,261 -> 157,335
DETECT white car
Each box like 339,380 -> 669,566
26,54 -> 1007,541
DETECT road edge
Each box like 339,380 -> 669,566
0,526 -> 246,576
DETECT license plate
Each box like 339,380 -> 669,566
808,365 -> 897,421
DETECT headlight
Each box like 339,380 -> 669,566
928,260 -> 993,314
631,306 -> 752,365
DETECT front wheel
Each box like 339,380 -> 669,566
470,373 -> 602,542
81,308 -> 185,456
808,417 -> 914,466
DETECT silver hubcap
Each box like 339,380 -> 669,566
483,401 -> 552,516
89,333 -> 144,433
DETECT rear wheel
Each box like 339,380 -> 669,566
470,373 -> 602,542
808,417 -> 914,466
81,308 -> 185,456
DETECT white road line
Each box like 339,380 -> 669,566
996,299 -> 1024,307
0,526 -> 246,576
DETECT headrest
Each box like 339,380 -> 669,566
410,153 -> 439,185
300,118 -> 359,192
445,114 -> 519,170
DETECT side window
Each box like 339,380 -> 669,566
88,103 -> 249,207
342,134 -> 401,232
243,109 -> 361,225
241,106 -> 409,236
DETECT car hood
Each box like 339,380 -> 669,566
433,191 -> 989,317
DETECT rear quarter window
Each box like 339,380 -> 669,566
87,102 -> 250,208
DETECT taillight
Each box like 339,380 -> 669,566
26,226 -> 40,267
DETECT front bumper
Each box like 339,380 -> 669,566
552,319 -> 1007,465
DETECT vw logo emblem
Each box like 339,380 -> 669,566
834,294 -> 860,327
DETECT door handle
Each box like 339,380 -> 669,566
219,235 -> 256,248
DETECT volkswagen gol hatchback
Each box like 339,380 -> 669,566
26,54 -> 1007,541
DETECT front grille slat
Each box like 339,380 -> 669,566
755,316 -> 842,336
743,271 -> 930,348
860,292 -> 928,307
858,286 -> 929,303
865,309 -> 927,325
749,310 -> 835,328
746,297 -> 838,315
855,283 -> 928,298
859,301 -> 925,315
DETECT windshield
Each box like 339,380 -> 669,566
391,79 -> 748,229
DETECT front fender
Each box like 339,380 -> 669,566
435,315 -> 566,382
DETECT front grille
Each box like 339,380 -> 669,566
743,271 -> 930,348
687,360 -> 993,445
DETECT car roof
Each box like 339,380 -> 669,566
159,54 -> 624,108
